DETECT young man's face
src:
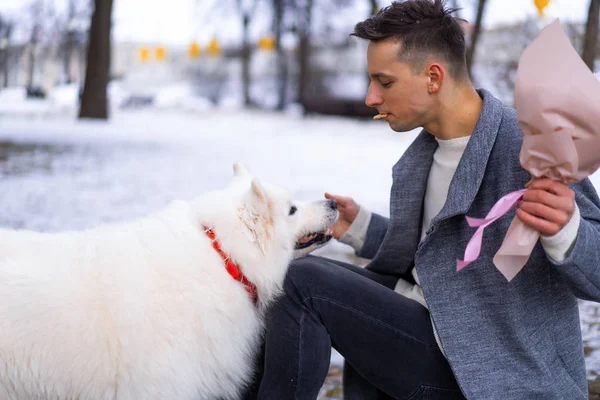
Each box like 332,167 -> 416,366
365,39 -> 433,132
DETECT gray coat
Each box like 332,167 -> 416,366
360,89 -> 600,399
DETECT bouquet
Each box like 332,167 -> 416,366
458,20 -> 600,281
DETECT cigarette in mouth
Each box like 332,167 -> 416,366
373,113 -> 388,120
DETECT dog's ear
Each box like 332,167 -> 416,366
251,179 -> 266,204
238,180 -> 274,254
233,163 -> 250,178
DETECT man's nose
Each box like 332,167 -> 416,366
365,84 -> 383,108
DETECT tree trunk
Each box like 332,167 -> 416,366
465,0 -> 487,78
2,24 -> 12,88
273,0 -> 288,110
27,26 -> 39,90
2,52 -> 7,88
451,0 -> 461,18
79,0 -> 113,120
297,0 -> 313,106
583,0 -> 600,71
369,0 -> 378,15
241,14 -> 252,107
64,0 -> 76,84
64,31 -> 75,84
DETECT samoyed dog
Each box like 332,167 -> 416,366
0,163 -> 337,400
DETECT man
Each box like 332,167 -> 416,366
248,1 -> 600,398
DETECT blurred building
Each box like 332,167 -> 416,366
0,20 -> 592,110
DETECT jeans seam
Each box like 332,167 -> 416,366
293,307 -> 306,400
304,295 -> 438,348
405,385 -> 463,400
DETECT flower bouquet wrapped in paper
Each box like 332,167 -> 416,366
458,20 -> 600,281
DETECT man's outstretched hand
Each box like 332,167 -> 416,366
324,192 -> 360,239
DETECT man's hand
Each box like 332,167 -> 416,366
516,178 -> 575,237
324,192 -> 360,239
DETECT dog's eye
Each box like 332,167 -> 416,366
289,206 -> 297,216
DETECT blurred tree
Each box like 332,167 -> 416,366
0,15 -> 14,88
296,0 -> 314,106
26,0 -> 45,92
62,0 -> 88,84
368,0 -> 378,15
465,0 -> 488,78
79,0 -> 113,119
236,0 -> 259,107
64,2 -> 76,84
450,0 -> 461,18
272,0 -> 289,110
582,0 -> 600,71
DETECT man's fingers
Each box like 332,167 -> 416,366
329,219 -> 350,239
516,208 -> 561,236
526,179 -> 575,199
324,192 -> 353,207
519,201 -> 570,227
522,188 -> 573,212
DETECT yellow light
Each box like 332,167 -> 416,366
534,0 -> 550,17
155,46 -> 166,61
208,39 -> 221,56
138,47 -> 150,62
258,36 -> 275,51
189,42 -> 201,58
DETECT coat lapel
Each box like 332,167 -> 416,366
367,130 -> 437,276
431,89 -> 505,225
367,89 -> 505,277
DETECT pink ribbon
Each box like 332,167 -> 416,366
457,189 -> 527,272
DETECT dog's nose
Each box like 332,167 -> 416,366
327,199 -> 337,210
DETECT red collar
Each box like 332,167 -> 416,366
204,227 -> 258,305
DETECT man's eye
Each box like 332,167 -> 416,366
289,206 -> 298,215
380,81 -> 392,88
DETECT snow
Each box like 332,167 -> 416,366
1,85 -> 600,378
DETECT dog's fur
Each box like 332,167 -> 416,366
0,164 -> 337,400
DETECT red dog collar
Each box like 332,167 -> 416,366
204,227 -> 258,305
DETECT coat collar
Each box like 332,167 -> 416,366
369,89 -> 505,277
432,89 -> 504,224
393,89 -> 505,227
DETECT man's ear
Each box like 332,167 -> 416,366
427,63 -> 444,94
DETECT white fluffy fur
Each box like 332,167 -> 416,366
0,164 -> 337,400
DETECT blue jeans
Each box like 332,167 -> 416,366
245,255 -> 465,399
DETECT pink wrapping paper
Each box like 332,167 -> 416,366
458,20 -> 600,281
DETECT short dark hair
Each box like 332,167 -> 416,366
351,0 -> 468,79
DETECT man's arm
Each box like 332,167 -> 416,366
359,212 -> 389,259
338,206 -> 389,260
548,180 -> 600,301
518,178 -> 600,301
324,193 -> 390,260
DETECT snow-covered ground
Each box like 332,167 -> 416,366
1,90 -> 600,395
0,100 -> 410,395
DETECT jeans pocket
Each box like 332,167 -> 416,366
405,385 -> 465,400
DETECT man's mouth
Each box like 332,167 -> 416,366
295,229 -> 334,250
373,112 -> 389,120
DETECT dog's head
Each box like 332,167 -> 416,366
196,164 -> 337,303
229,163 -> 337,259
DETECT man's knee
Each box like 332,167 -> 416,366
287,255 -> 326,277
285,255 -> 329,292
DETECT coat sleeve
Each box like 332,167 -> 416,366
356,213 -> 389,260
550,178 -> 600,301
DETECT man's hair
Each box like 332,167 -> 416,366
351,0 -> 468,80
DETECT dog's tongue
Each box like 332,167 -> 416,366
297,233 -> 318,244
297,229 -> 333,244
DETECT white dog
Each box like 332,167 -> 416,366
0,164 -> 337,400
